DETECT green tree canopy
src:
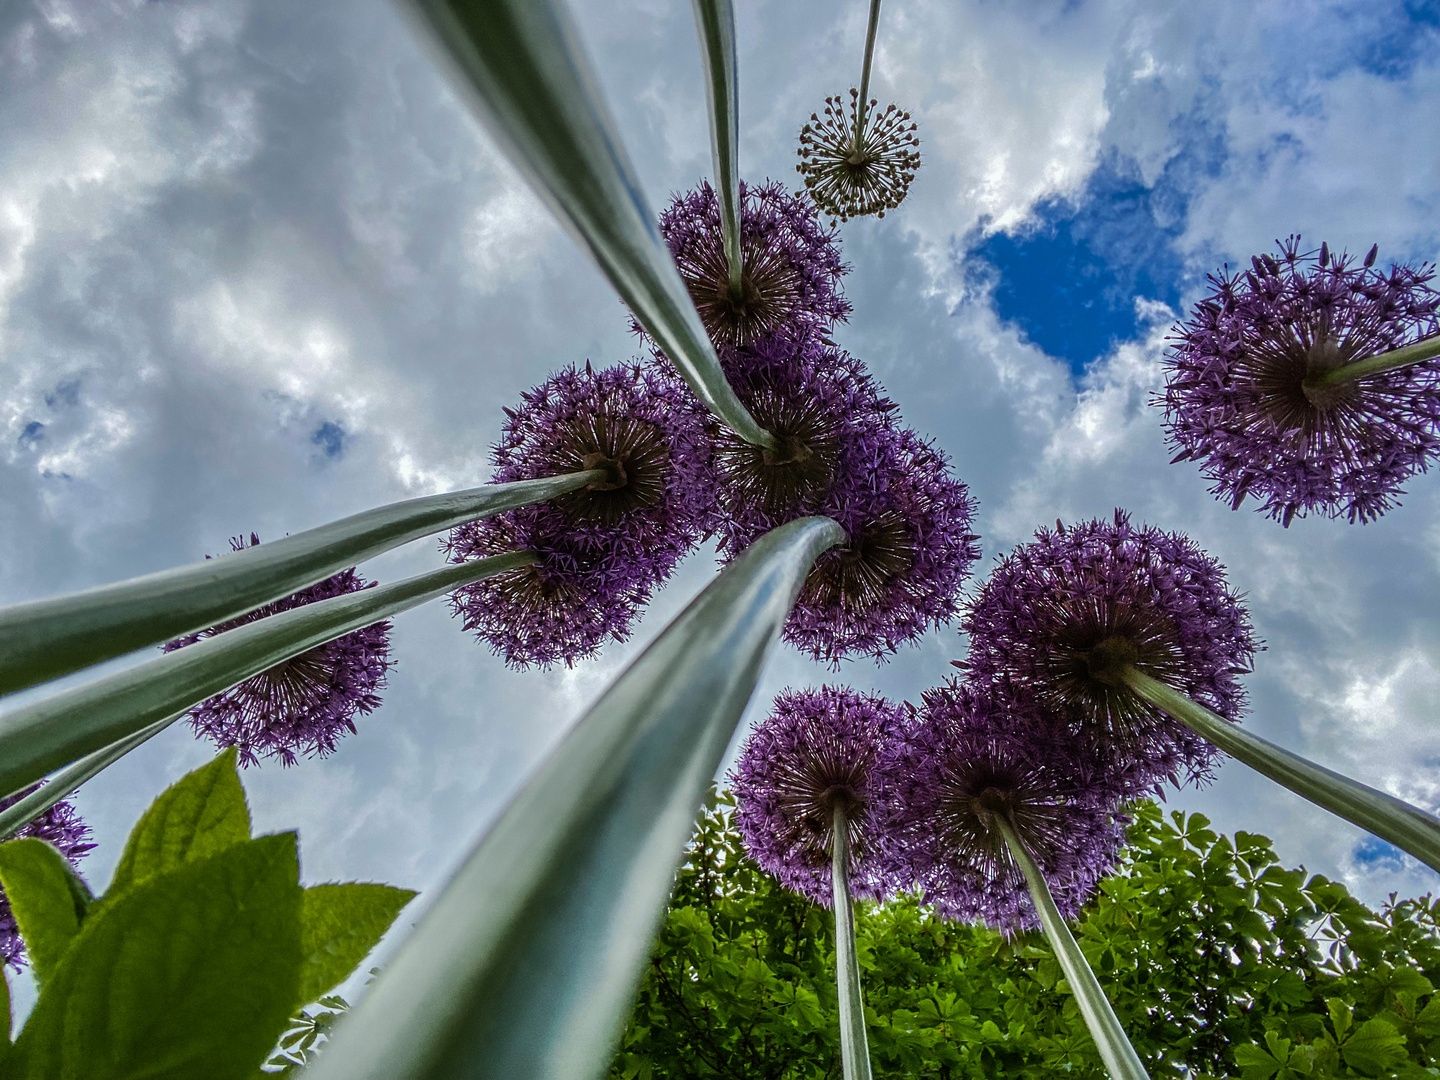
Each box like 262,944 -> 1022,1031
612,794 -> 1440,1080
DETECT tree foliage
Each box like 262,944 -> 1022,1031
612,794 -> 1440,1080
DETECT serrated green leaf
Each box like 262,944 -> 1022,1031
297,883 -> 415,1006
1340,1017 -> 1407,1076
7,833 -> 303,1080
107,750 -> 250,898
1235,1042 -> 1283,1080
0,839 -> 92,986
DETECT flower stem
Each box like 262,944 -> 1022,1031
0,550 -> 539,801
690,0 -> 743,299
1121,666 -> 1440,875
0,469 -> 605,699
0,713 -> 177,841
994,815 -> 1151,1080
831,805 -> 874,1080
851,0 -> 883,156
1305,334 -> 1440,389
404,0 -> 776,451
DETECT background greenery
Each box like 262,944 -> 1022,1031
612,795 -> 1440,1080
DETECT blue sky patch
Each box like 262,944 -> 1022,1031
968,155 -> 1188,377
19,420 -> 44,446
1353,835 -> 1408,869
311,420 -> 346,460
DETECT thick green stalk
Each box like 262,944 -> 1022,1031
1305,334 -> 1440,389
0,551 -> 535,800
305,516 -> 846,1080
0,471 -> 600,697
995,816 -> 1150,1080
0,714 -> 177,840
400,0 -> 775,449
831,805 -> 874,1080
851,0 -> 883,155
1121,666 -> 1440,874
691,0 -> 743,298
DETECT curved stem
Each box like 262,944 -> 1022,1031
402,0 -> 776,450
0,714 -> 177,841
1305,334 -> 1440,389
851,0 -> 883,156
0,470 -> 603,698
304,517 -> 846,1080
1121,666 -> 1440,876
0,551 -> 537,800
994,816 -> 1150,1080
690,0 -> 743,298
831,805 -> 874,1080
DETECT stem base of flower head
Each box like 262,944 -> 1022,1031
579,453 -> 628,491
831,804 -> 875,1080
1119,665 -> 1440,876
1085,635 -> 1140,687
1304,332 -> 1440,390
994,815 -> 1152,1080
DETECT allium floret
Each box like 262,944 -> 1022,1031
797,91 -> 920,222
1160,236 -> 1440,525
961,510 -> 1258,795
446,362 -> 712,669
731,686 -> 908,906
166,534 -> 392,767
0,787 -> 95,969
790,427 -> 980,665
878,680 -> 1125,931
655,179 -> 851,349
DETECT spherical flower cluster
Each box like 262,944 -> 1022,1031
655,179 -> 850,350
961,510 -> 1258,795
797,90 -> 920,222
166,534 -> 392,768
446,362 -> 712,668
1160,237 -> 1440,525
0,787 -> 95,969
790,427 -> 979,665
877,681 -> 1126,931
730,686 -> 909,906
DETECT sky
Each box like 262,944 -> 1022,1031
1,0 -> 1439,1022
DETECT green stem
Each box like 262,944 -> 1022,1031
0,471 -> 603,698
0,714 -> 177,841
1305,334 -> 1440,389
995,816 -> 1150,1080
404,0 -> 776,450
831,805 -> 874,1080
1121,667 -> 1440,875
304,516 -> 846,1080
851,0 -> 883,156
690,0 -> 743,299
0,551 -> 536,800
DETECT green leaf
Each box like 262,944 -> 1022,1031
0,473 -> 595,697
108,749 -> 250,897
8,833 -> 303,1080
0,552 -> 534,799
297,883 -> 416,1006
1340,1017 -> 1407,1076
1235,1040 -> 1284,1080
0,839 -> 92,985
304,516 -> 845,1080
1,966 -> 10,1049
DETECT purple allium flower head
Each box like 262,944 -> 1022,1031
653,179 -> 850,350
877,680 -> 1126,932
961,511 -> 1259,796
789,427 -> 980,666
710,336 -> 897,548
0,786 -> 95,969
730,686 -> 909,906
797,91 -> 920,223
445,362 -> 712,669
1161,237 -> 1440,525
165,534 -> 392,768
